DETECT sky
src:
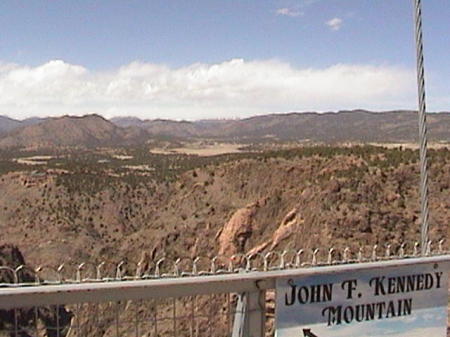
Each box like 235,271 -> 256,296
0,0 -> 449,120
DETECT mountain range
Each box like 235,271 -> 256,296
0,110 -> 449,148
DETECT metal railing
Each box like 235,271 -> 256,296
0,240 -> 447,287
0,241 -> 449,337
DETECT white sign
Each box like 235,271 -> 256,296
276,262 -> 448,337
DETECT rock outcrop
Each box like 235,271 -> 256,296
248,208 -> 303,255
218,201 -> 262,256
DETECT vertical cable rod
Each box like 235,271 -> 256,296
412,0 -> 430,255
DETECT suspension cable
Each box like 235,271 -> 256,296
412,0 -> 430,255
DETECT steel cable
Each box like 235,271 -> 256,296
412,0 -> 430,255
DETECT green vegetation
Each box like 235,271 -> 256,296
2,144 -> 449,197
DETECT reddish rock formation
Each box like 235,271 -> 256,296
218,201 -> 263,255
248,208 -> 303,255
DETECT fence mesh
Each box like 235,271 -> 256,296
0,293 -> 248,337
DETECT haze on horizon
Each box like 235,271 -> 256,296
0,0 -> 449,120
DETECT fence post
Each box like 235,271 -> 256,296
246,286 -> 266,337
232,293 -> 247,337
232,285 -> 266,337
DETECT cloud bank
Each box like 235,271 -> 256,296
0,59 -> 416,120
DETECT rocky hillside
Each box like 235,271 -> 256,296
0,146 -> 448,268
0,146 -> 449,337
123,147 -> 449,262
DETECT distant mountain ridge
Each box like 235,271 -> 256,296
0,116 -> 21,134
0,114 -> 146,149
1,110 -> 449,148
0,116 -> 48,134
111,110 -> 450,143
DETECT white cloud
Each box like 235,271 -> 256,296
0,59 -> 416,120
326,17 -> 343,31
276,7 -> 303,17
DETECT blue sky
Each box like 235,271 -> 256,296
0,0 -> 448,119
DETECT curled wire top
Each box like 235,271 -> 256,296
0,240 -> 447,287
